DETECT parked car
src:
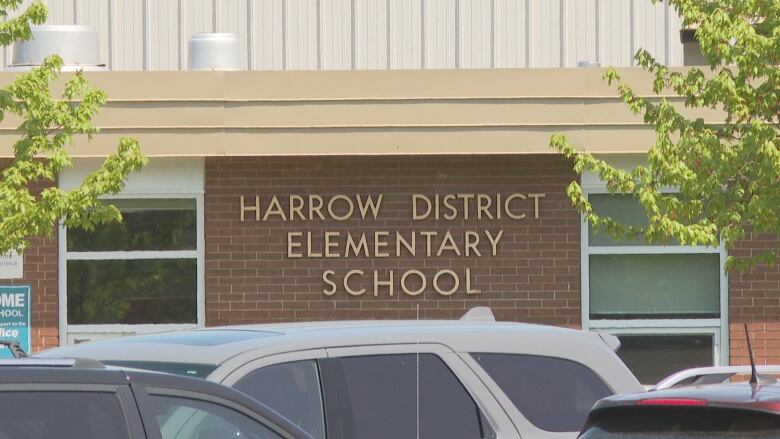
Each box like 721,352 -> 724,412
0,357 -> 313,439
578,369 -> 780,438
38,308 -> 643,439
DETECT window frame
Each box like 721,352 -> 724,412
58,192 -> 205,339
580,185 -> 729,367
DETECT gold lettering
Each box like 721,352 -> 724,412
477,194 -> 494,220
465,231 -> 481,257
287,232 -> 303,258
322,270 -> 337,296
457,194 -> 475,220
345,233 -> 369,258
374,231 -> 390,257
436,230 -> 462,257
420,231 -> 437,257
466,268 -> 481,294
262,195 -> 287,221
528,193 -> 546,219
401,270 -> 426,296
504,193 -> 527,220
485,230 -> 504,256
328,195 -> 354,221
240,195 -> 260,222
396,232 -> 416,257
307,232 -> 323,258
442,194 -> 458,220
309,195 -> 325,220
433,269 -> 459,296
289,195 -> 306,220
344,270 -> 366,296
325,232 -> 340,258
374,270 -> 394,296
357,194 -> 383,219
412,194 -> 432,220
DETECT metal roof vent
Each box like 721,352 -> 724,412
577,60 -> 601,68
10,25 -> 104,72
187,33 -> 241,71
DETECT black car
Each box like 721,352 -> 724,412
578,382 -> 780,438
0,358 -> 313,439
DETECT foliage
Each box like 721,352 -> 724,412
551,0 -> 780,269
0,0 -> 147,254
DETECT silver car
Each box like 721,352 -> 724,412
38,308 -> 642,439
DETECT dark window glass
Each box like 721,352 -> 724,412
103,361 -> 217,378
0,391 -> 128,439
336,354 -> 492,439
67,198 -> 196,252
580,408 -> 780,438
149,395 -> 282,439
234,360 -> 326,439
67,259 -> 196,324
617,334 -> 714,385
471,353 -> 612,432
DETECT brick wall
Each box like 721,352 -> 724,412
205,155 -> 580,327
0,161 -> 59,352
729,232 -> 780,365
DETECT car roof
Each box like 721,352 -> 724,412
36,319 -> 607,367
0,362 -> 313,439
594,382 -> 780,411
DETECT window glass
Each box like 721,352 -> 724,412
234,360 -> 326,439
588,194 -> 684,246
0,391 -> 129,439
471,353 -> 612,432
336,353 -> 492,439
580,408 -> 780,438
67,198 -> 196,252
67,259 -> 197,324
616,334 -> 714,385
149,395 -> 282,439
589,253 -> 720,319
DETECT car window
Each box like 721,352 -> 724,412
234,360 -> 326,439
333,353 -> 493,439
580,408 -> 780,438
148,395 -> 283,439
471,353 -> 612,432
0,391 -> 129,439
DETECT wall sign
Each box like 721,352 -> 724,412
0,286 -> 30,358
0,251 -> 22,279
240,192 -> 546,298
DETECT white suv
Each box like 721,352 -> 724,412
39,308 -> 642,439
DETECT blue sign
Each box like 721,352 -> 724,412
0,286 -> 30,359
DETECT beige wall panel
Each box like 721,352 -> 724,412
493,0 -> 526,68
321,0 -> 353,69
423,0 -> 457,68
253,0 -> 284,70
388,0 -> 421,69
354,0 -> 388,69
459,0 -> 492,68
285,0 -> 318,70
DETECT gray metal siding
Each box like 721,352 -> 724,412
4,0 -> 684,70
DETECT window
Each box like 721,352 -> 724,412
64,198 -> 201,327
332,353 -> 493,439
148,395 -> 282,439
234,360 -> 326,439
471,353 -> 612,432
583,191 -> 726,384
0,391 -> 129,439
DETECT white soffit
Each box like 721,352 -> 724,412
59,157 -> 204,194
